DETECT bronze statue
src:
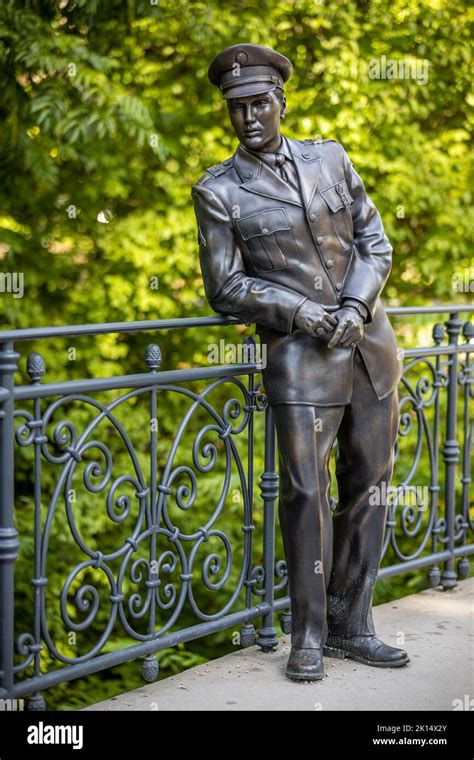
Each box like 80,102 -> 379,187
192,43 -> 409,681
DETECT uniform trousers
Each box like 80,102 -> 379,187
272,347 -> 399,649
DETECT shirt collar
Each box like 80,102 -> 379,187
276,135 -> 293,160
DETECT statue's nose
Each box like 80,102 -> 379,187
244,106 -> 255,123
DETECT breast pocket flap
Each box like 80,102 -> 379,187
236,208 -> 291,241
320,180 -> 354,213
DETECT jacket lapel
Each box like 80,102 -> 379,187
233,138 -> 323,211
287,137 -> 323,210
233,144 -> 303,207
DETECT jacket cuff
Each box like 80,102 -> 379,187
341,294 -> 373,323
289,297 -> 309,333
342,298 -> 369,323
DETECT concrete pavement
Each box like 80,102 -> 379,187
86,578 -> 473,711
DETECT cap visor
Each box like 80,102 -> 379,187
223,82 -> 277,100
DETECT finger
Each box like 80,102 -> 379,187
340,330 -> 362,347
319,318 -> 334,331
338,327 -> 358,344
327,323 -> 348,349
339,335 -> 359,347
321,318 -> 337,333
305,318 -> 325,334
312,314 -> 333,329
316,320 -> 338,336
323,313 -> 338,327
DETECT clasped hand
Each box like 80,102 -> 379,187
294,301 -> 364,349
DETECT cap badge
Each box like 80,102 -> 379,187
235,51 -> 249,65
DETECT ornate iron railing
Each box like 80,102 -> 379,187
0,305 -> 472,708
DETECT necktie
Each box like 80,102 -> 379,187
273,152 -> 300,193
274,153 -> 289,182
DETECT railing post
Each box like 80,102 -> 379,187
441,313 -> 462,589
256,406 -> 279,652
457,320 -> 473,580
0,340 -> 20,696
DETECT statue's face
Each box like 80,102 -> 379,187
227,90 -> 286,152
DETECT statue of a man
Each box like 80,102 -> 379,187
192,43 -> 409,681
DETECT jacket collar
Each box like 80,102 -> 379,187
233,135 -> 322,209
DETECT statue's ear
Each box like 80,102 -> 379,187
280,96 -> 287,120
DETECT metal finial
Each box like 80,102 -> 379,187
145,343 -> 162,371
27,352 -> 46,382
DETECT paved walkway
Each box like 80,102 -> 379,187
87,578 -> 473,711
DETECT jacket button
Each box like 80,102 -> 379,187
309,213 -> 317,222
302,152 -> 311,159
245,171 -> 253,179
335,282 -> 343,291
316,236 -> 325,245
261,227 -> 269,234
326,259 -> 334,268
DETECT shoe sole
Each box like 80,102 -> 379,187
323,645 -> 410,668
285,671 -> 325,682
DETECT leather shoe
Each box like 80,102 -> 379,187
285,647 -> 325,682
324,634 -> 410,667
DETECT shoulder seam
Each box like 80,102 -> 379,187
192,180 -> 230,217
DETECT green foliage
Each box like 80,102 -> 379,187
0,0 -> 471,709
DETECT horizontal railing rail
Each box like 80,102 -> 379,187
0,304 -> 472,343
0,305 -> 472,708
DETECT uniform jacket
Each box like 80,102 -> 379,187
191,136 -> 402,406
